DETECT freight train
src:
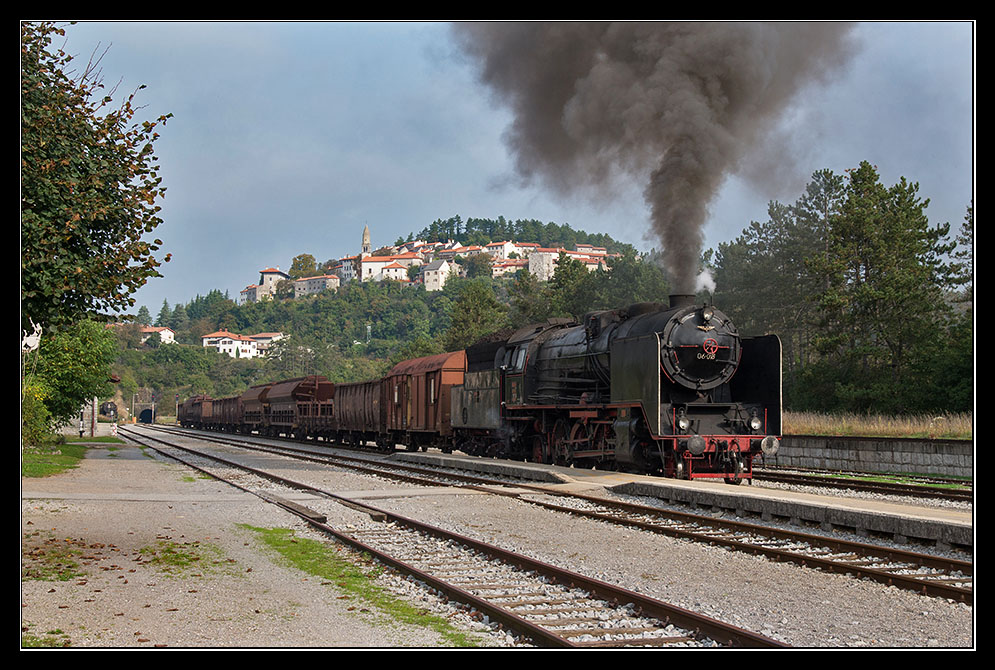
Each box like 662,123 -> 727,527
179,295 -> 781,483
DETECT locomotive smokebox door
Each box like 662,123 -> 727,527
610,333 -> 662,466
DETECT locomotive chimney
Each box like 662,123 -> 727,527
669,294 -> 695,309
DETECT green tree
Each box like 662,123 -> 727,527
24,319 -> 118,428
549,252 -> 593,318
463,253 -> 494,279
136,305 -> 152,326
288,253 -> 318,279
807,161 -> 955,412
596,251 -> 670,309
21,22 -> 172,332
507,270 -> 553,327
114,321 -> 145,349
949,203 -> 974,306
169,303 -> 189,332
145,330 -> 162,349
155,299 -> 171,326
442,280 -> 508,351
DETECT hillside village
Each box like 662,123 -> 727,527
239,224 -> 619,304
111,223 -> 629,361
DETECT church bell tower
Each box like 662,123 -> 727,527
361,224 -> 371,258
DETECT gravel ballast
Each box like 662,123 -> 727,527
21,439 -> 974,649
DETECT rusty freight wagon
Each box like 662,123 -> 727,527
384,350 -> 466,451
266,375 -> 335,439
334,379 -> 386,448
178,394 -> 213,428
241,382 -> 275,434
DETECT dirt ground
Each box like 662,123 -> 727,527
20,442 -> 495,649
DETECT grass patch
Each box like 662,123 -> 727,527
64,436 -> 126,444
21,443 -> 89,478
240,524 -> 487,647
21,626 -> 71,648
137,539 -> 238,578
803,469 -> 972,489
22,535 -> 88,582
784,411 -> 973,440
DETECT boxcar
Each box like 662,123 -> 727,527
384,350 -> 466,450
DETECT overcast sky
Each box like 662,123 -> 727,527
41,21 -> 974,317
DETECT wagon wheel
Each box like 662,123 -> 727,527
531,435 -> 550,464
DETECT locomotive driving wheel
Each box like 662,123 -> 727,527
531,435 -> 550,464
563,420 -> 593,466
551,419 -> 573,465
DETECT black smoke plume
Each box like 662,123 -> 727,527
452,22 -> 856,293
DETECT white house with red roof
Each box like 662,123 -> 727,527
527,246 -> 611,281
513,242 -> 540,256
201,329 -> 284,359
141,326 -> 175,345
485,240 -> 517,260
358,252 -> 422,282
247,332 -> 285,356
202,329 -> 259,358
491,258 -> 529,278
420,259 -> 460,291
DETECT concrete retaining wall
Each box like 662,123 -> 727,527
768,436 -> 973,478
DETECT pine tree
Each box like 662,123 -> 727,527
808,161 -> 955,411
156,299 -> 171,326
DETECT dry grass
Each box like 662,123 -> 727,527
783,411 -> 973,440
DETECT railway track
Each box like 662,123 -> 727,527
119,425 -> 786,648
753,467 -> 973,503
516,491 -> 972,604
137,425 -> 973,605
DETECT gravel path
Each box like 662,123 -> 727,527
21,440 -> 974,649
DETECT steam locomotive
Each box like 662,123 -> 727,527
180,294 -> 781,483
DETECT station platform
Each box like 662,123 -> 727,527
396,450 -> 974,551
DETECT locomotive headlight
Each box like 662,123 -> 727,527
702,306 -> 714,322
749,415 -> 763,431
677,410 -> 690,432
